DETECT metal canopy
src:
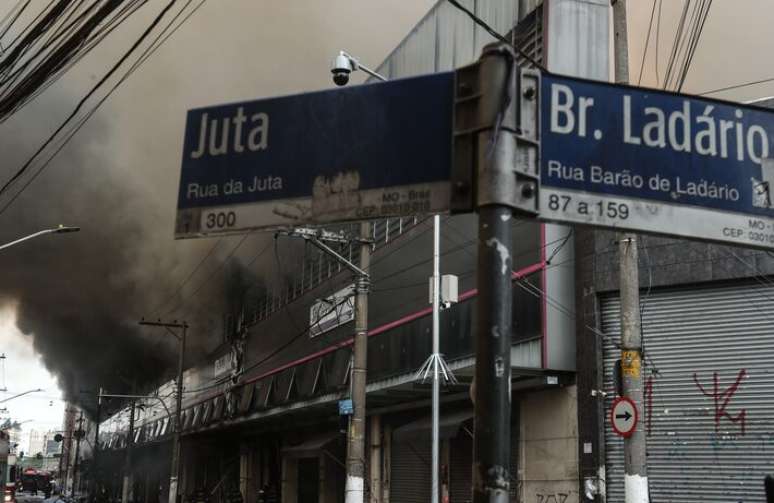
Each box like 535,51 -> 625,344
282,431 -> 340,458
393,409 -> 473,442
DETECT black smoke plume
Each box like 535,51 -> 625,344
0,93 -> 272,417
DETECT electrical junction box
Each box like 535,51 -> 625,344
429,274 -> 459,306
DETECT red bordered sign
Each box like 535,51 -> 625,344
610,396 -> 638,438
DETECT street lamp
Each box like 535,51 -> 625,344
0,388 -> 43,403
0,225 -> 79,252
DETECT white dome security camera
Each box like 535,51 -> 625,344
330,51 -> 387,86
331,51 -> 355,86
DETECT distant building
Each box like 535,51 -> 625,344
7,428 -> 21,455
45,439 -> 60,456
27,429 -> 44,457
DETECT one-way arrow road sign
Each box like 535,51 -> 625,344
610,396 -> 638,438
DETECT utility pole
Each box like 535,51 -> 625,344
139,319 -> 188,503
613,1 -> 649,502
122,391 -> 136,503
345,222 -> 371,503
72,411 -> 84,497
276,225 -> 371,503
93,387 -> 102,497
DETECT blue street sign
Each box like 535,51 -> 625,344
540,74 -> 774,249
175,73 -> 454,238
338,398 -> 353,416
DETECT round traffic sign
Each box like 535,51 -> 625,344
610,396 -> 638,437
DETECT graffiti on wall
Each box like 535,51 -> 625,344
692,369 -> 748,435
535,492 -> 570,503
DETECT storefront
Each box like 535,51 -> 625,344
602,282 -> 774,502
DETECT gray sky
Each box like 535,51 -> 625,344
627,0 -> 774,101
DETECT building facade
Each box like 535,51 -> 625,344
86,1 -> 774,502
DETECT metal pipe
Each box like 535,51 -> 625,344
473,43 -> 515,503
473,205 -> 513,503
431,214 -> 441,503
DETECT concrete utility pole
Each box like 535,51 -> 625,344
139,319 -> 188,503
122,395 -> 136,503
277,225 -> 371,503
613,1 -> 649,502
346,221 -> 371,503
72,411 -> 84,497
93,387 -> 102,495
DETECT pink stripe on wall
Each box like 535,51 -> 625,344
246,260 -> 546,384
186,261 -> 548,408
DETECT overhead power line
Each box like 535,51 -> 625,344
697,76 -> 774,96
636,0 -> 658,86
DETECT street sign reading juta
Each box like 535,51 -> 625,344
540,74 -> 774,250
174,73 -> 454,238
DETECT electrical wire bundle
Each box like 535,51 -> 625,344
0,0 -> 138,121
0,0 -> 207,216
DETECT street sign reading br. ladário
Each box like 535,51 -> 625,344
175,73 -> 454,239
541,74 -> 774,250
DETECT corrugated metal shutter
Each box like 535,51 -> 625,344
450,425 -> 473,503
601,282 -> 774,502
391,437 -> 431,503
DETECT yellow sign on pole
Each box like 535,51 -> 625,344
621,350 -> 641,378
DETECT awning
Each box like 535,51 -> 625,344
393,409 -> 473,442
282,431 -> 340,458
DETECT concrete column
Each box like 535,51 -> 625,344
318,455 -> 327,503
382,424 -> 391,503
369,415 -> 382,503
240,447 -> 249,502
281,456 -> 297,503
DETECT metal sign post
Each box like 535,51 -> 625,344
453,43 -> 540,503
